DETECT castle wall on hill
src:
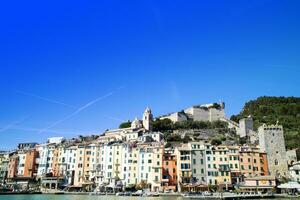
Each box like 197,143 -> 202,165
184,107 -> 225,122
159,103 -> 225,123
160,112 -> 187,122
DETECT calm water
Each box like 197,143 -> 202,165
0,195 -> 296,200
0,195 -> 183,200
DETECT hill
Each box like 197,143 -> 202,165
230,96 -> 300,150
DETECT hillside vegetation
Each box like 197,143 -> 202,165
230,96 -> 300,150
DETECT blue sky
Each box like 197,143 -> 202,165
0,0 -> 300,150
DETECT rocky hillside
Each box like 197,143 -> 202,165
231,96 -> 300,150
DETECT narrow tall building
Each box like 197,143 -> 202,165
258,124 -> 288,177
143,107 -> 153,131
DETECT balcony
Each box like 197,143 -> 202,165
219,164 -> 230,172
180,168 -> 191,171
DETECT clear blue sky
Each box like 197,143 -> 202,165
0,0 -> 300,150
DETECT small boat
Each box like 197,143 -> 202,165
131,190 -> 143,196
116,192 -> 131,196
89,192 -> 106,195
54,191 -> 65,195
143,192 -> 160,197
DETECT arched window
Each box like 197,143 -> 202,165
275,159 -> 278,165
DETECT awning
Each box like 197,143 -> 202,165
278,182 -> 300,189
240,186 -> 274,189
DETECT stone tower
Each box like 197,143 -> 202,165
238,116 -> 254,138
258,124 -> 288,177
143,107 -> 153,131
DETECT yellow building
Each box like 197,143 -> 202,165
74,144 -> 86,186
213,146 -> 231,187
227,146 -> 240,184
176,143 -> 192,192
149,143 -> 163,192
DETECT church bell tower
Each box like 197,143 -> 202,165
143,107 -> 153,131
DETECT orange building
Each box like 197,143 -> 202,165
23,149 -> 39,178
7,149 -> 39,180
8,154 -> 18,178
239,146 -> 269,178
162,148 -> 177,192
52,148 -> 60,177
259,152 -> 269,176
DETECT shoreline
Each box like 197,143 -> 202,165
0,192 -> 299,199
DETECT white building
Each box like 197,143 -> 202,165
37,143 -> 56,176
289,162 -> 300,182
17,151 -> 26,176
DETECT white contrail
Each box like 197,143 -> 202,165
0,117 -> 28,133
38,91 -> 114,134
17,90 -> 76,109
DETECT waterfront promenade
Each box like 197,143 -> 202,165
0,194 -> 300,200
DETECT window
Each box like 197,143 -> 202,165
193,169 -> 196,174
193,159 -> 196,164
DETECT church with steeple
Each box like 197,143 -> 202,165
100,107 -> 155,142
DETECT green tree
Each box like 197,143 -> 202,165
119,121 -> 131,128
231,96 -> 300,151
